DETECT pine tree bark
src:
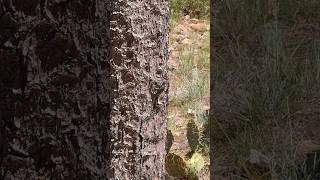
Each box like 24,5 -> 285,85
108,0 -> 169,179
0,0 -> 110,179
0,0 -> 168,179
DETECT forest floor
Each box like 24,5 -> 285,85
211,1 -> 320,179
167,1 -> 320,180
166,15 -> 210,179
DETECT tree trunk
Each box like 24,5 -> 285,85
0,0 -> 168,179
0,0 -> 110,179
108,0 -> 169,179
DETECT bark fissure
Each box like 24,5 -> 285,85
139,117 -> 144,180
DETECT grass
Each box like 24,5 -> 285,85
169,30 -> 210,112
166,0 -> 210,179
169,0 -> 210,29
212,0 -> 320,179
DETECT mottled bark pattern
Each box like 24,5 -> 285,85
109,0 -> 169,179
0,0 -> 109,179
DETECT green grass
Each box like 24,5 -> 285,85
166,1 -> 210,178
213,0 -> 320,179
169,0 -> 210,29
170,0 -> 210,18
169,28 -> 210,111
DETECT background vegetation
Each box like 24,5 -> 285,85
166,0 -> 210,179
167,0 -> 320,179
169,0 -> 210,28
212,0 -> 320,179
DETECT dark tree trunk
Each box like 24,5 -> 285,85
0,0 -> 168,179
0,0 -> 110,179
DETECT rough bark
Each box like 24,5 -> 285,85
108,0 -> 169,179
0,0 -> 110,179
0,0 -> 168,179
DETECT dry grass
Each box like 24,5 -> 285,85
166,1 -> 210,178
212,0 -> 320,179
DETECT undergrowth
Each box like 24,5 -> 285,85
166,0 -> 210,179
169,0 -> 210,28
212,0 -> 320,179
